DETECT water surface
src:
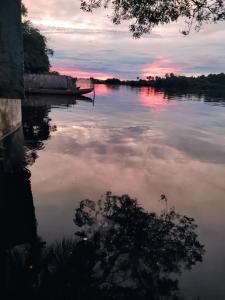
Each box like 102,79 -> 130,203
1,86 -> 225,299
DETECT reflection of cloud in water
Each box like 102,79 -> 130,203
53,123 -> 225,165
160,125 -> 225,164
32,123 -> 225,225
30,120 -> 225,300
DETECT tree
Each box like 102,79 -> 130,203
146,75 -> 154,81
22,4 -> 53,73
105,78 -> 121,84
80,0 -> 225,37
21,3 -> 28,17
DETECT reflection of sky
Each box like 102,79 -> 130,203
28,86 -> 225,299
23,0 -> 225,79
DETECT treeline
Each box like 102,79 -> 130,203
95,73 -> 225,90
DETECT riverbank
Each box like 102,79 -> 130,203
94,73 -> 225,91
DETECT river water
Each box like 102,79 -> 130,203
1,85 -> 225,299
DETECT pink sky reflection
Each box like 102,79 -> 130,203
139,88 -> 176,111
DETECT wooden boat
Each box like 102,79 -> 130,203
24,74 -> 94,96
25,87 -> 93,96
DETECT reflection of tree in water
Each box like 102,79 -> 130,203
0,168 -> 43,299
2,192 -> 205,300
0,129 -> 39,299
22,105 -> 56,165
72,192 -> 204,300
0,168 -> 37,248
162,89 -> 225,106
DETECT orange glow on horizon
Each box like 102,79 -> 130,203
141,58 -> 181,78
51,67 -> 112,80
139,87 -> 175,111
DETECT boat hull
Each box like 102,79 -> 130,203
25,88 -> 93,96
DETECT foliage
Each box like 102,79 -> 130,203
150,72 -> 225,89
105,78 -> 122,85
80,0 -> 225,37
22,3 -> 53,73
21,3 -> 28,17
23,21 -> 53,74
101,73 -> 225,90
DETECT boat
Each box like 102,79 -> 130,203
25,87 -> 94,96
24,74 -> 94,96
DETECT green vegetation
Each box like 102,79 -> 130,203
151,73 -> 225,90
97,73 -> 225,90
22,4 -> 53,74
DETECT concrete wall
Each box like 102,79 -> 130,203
0,99 -> 22,139
0,0 -> 23,98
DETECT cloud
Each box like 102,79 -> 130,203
142,58 -> 182,77
23,0 -> 225,79
51,65 -> 112,80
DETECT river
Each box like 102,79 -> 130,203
1,85 -> 225,299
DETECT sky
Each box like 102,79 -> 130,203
23,0 -> 225,80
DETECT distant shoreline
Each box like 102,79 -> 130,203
94,73 -> 225,91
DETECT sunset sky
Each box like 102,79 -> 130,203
23,0 -> 225,80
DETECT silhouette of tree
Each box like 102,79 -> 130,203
105,78 -> 122,85
80,0 -> 225,37
22,3 -> 53,73
102,73 -> 225,90
146,75 -> 154,81
21,3 -> 28,17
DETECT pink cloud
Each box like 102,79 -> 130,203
141,58 -> 182,77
